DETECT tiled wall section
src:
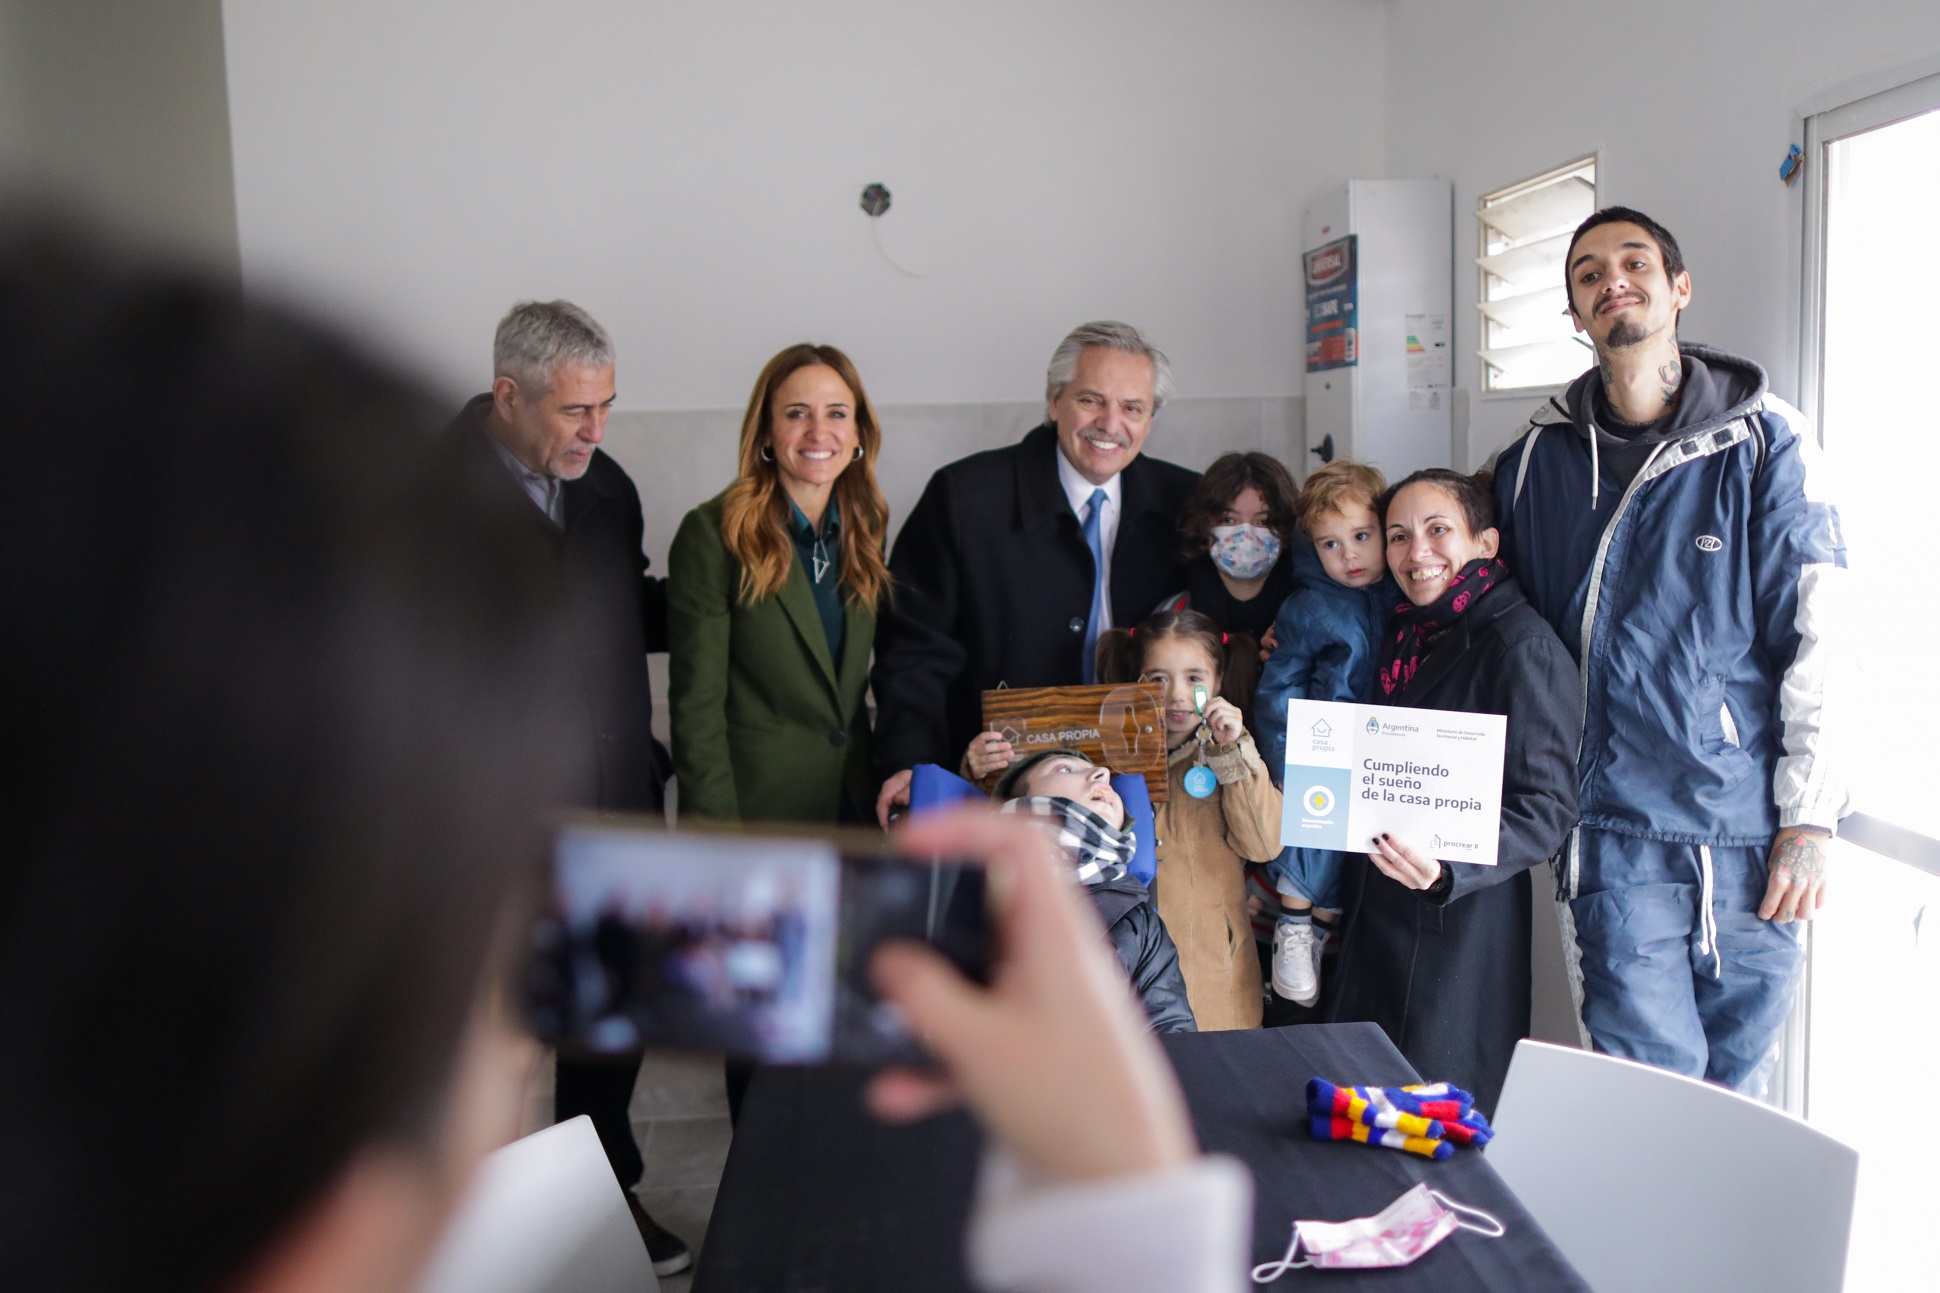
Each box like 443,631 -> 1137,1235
601,394 -> 1305,578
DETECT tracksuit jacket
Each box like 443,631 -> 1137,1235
1491,343 -> 1849,853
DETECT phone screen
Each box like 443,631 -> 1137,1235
527,822 -> 989,1066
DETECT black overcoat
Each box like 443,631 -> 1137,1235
442,397 -> 669,812
871,423 -> 1199,777
1329,578 -> 1578,1114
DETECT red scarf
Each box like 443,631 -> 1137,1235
1376,557 -> 1506,697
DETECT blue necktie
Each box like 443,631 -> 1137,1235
1081,487 -> 1109,683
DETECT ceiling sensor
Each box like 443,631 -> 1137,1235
859,183 -> 892,217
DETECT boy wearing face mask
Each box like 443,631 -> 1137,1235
1153,453 -> 1300,641
1254,460 -> 1395,1007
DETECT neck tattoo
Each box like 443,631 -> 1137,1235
1658,359 -> 1683,407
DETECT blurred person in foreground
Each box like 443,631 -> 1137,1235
0,224 -> 581,1293
0,227 -> 1247,1293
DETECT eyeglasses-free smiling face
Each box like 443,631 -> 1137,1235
765,363 -> 858,493
1566,220 -> 1692,352
1048,345 -> 1156,486
1020,755 -> 1125,830
1385,482 -> 1499,607
1140,635 -> 1223,746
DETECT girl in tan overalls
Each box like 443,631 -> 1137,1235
1094,610 -> 1283,1029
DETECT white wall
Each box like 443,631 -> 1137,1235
1382,0 -> 1940,467
0,0 -> 238,272
605,394 -> 1302,577
222,0 -> 1385,410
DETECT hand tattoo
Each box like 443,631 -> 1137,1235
1771,831 -> 1827,884
1659,359 -> 1683,407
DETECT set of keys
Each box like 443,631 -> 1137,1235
1183,683 -> 1217,799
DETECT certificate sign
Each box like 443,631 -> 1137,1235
1280,698 -> 1507,866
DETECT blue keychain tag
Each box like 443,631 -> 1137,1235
1186,686 -> 1216,796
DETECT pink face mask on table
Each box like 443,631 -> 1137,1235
1250,1182 -> 1505,1279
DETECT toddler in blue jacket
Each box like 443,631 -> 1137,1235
1254,460 -> 1393,1005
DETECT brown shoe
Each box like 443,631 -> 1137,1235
625,1193 -> 693,1277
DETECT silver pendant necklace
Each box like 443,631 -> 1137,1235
811,533 -> 830,584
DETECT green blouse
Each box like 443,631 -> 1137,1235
787,498 -> 845,662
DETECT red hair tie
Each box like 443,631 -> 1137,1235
1221,632 -> 1229,644
1128,627 -> 1137,637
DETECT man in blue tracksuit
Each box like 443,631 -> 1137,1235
1492,207 -> 1847,1094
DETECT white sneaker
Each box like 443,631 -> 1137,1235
1272,917 -> 1319,1005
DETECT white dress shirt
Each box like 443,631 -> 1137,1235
1056,447 -> 1123,628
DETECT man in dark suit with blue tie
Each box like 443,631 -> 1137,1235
872,321 -> 1201,823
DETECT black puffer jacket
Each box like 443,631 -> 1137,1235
1089,876 -> 1197,1034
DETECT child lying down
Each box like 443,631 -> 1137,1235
990,748 -> 1196,1034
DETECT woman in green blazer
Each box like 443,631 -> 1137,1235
668,343 -> 891,825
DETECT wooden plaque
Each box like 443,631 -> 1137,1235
979,681 -> 1168,802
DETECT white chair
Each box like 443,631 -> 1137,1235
414,1114 -> 660,1293
1487,1039 -> 1856,1293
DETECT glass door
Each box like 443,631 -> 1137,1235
1800,73 -> 1940,1293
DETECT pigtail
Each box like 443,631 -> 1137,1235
1094,628 -> 1142,686
1218,631 -> 1262,725
1110,611 -> 1263,742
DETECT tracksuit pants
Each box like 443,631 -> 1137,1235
1565,829 -> 1803,1093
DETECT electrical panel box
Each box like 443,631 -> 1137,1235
1302,180 -> 1454,481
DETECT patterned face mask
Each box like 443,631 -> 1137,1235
1209,523 -> 1282,581
1251,1183 -> 1505,1277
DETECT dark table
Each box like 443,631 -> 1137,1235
693,1023 -> 1588,1291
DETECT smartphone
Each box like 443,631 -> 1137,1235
526,820 -> 991,1067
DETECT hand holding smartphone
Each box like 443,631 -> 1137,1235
527,821 -> 990,1067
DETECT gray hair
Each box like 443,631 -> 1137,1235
1044,320 -> 1173,411
492,300 -> 615,395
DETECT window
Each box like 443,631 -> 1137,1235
1794,69 -> 1940,1293
1476,157 -> 1596,392
1808,94 -> 1940,841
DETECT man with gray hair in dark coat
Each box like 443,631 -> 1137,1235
440,300 -> 689,1276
